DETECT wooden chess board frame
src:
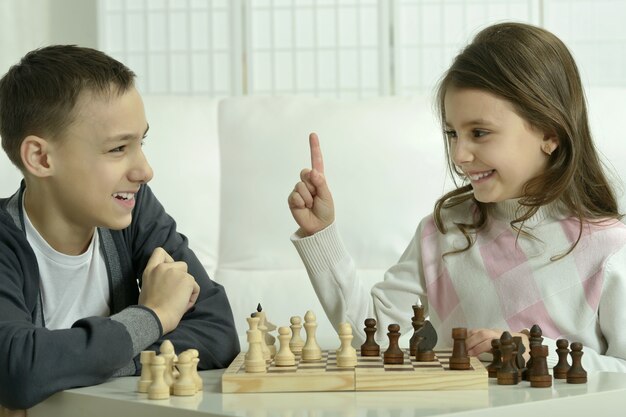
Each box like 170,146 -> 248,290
222,349 -> 487,393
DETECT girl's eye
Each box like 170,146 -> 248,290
110,145 -> 125,153
444,130 -> 457,139
473,129 -> 488,138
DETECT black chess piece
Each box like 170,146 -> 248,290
383,324 -> 404,365
566,342 -> 587,384
415,321 -> 437,361
409,305 -> 425,357
449,328 -> 471,370
497,331 -> 519,385
553,338 -> 570,379
486,339 -> 502,378
524,324 -> 543,380
529,345 -> 552,388
361,318 -> 380,356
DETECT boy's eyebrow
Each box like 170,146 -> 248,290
106,124 -> 150,141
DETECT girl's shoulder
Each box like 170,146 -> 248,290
416,198 -> 477,236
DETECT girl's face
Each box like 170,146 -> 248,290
443,87 -> 558,203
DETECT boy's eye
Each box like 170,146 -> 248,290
110,145 -> 125,153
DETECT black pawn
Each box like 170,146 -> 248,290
553,338 -> 570,379
497,331 -> 519,385
566,342 -> 587,384
383,324 -> 404,365
361,318 -> 380,356
486,339 -> 502,378
524,324 -> 543,380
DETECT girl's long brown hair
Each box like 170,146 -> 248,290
434,22 -> 621,258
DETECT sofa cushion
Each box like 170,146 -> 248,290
216,95 -> 448,345
142,95 -> 221,278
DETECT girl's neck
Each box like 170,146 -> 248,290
489,198 -> 569,225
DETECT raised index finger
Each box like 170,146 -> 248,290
309,132 -> 324,173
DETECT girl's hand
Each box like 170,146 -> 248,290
288,133 -> 335,236
467,328 -> 531,362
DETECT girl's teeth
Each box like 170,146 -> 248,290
469,170 -> 494,181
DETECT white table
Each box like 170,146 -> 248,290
29,370 -> 626,417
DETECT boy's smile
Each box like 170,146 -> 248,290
23,86 -> 153,255
443,88 -> 557,203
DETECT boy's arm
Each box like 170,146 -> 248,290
0,216 -> 154,409
128,185 -> 240,370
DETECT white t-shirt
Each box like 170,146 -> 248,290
23,203 -> 110,330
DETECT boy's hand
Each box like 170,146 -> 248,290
288,133 -> 335,236
138,247 -> 200,334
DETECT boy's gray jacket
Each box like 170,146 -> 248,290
0,182 -> 240,409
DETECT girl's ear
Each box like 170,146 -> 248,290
21,135 -> 53,177
541,132 -> 559,156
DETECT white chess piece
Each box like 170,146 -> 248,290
274,326 -> 296,366
172,351 -> 197,396
256,308 -> 277,357
186,349 -> 203,392
137,350 -> 156,393
245,316 -> 267,373
257,316 -> 272,362
159,340 -> 176,391
302,310 -> 322,362
289,316 -> 305,354
336,323 -> 357,367
148,356 -> 170,399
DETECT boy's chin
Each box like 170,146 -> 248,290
104,216 -> 133,230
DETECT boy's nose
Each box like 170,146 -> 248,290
130,151 -> 154,184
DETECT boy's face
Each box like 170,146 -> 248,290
45,86 -> 153,231
444,87 -> 554,203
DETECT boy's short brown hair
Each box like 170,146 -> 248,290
0,45 -> 136,170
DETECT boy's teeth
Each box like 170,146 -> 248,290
113,192 -> 134,200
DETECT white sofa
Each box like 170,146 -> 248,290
1,91 -> 624,349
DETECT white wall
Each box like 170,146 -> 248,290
0,0 -> 97,72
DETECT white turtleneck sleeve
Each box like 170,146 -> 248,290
291,199 -> 626,372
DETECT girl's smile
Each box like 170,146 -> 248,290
444,87 -> 558,203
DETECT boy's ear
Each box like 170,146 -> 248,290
21,135 -> 53,177
541,132 -> 559,156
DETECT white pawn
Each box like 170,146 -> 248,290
159,340 -> 176,391
137,350 -> 155,393
148,356 -> 170,399
274,326 -> 296,366
289,316 -> 305,354
172,351 -> 196,396
302,310 -> 322,362
245,316 -> 267,373
336,323 -> 357,367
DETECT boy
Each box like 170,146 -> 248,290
0,45 -> 240,410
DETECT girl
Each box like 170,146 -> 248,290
287,22 -> 626,371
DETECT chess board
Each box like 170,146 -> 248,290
222,349 -> 488,393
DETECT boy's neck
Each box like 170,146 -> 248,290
23,184 -> 95,256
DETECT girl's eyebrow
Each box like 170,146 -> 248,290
445,118 -> 495,128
